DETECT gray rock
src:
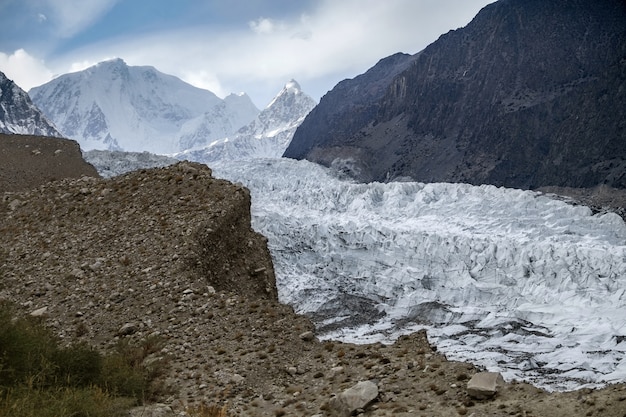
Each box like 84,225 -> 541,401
118,322 -> 138,336
466,371 -> 505,399
299,330 -> 315,341
330,380 -> 379,416
30,306 -> 48,317
127,403 -> 175,417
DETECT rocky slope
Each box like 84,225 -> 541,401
284,0 -> 626,189
0,72 -> 61,137
0,133 -> 98,193
0,139 -> 625,416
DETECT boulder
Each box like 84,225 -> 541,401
466,371 -> 505,399
127,404 -> 174,417
330,380 -> 379,416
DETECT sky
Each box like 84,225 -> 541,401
0,0 -> 495,108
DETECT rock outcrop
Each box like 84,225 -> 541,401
0,71 -> 61,137
285,0 -> 626,190
0,133 -> 99,193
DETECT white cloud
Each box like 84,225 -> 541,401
249,17 -> 277,35
68,58 -> 113,73
40,0 -> 120,38
180,70 -> 227,98
0,49 -> 54,91
11,0 -> 495,105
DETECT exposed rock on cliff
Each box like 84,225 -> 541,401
0,71 -> 61,137
285,0 -> 626,189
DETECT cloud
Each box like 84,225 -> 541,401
6,0 -> 495,105
39,0 -> 120,38
180,70 -> 227,98
0,49 -> 54,91
249,17 -> 278,34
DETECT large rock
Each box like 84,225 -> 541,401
329,380 -> 379,416
467,371 -> 505,399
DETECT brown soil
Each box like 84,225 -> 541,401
0,135 -> 624,416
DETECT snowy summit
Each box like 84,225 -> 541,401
29,58 -> 259,154
175,79 -> 316,163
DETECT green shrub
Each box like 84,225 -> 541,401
53,343 -> 103,387
0,386 -> 132,417
0,302 -> 168,416
0,303 -> 58,388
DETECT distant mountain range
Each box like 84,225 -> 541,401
29,58 -> 261,155
285,0 -> 626,190
176,80 -> 316,163
0,71 -> 61,137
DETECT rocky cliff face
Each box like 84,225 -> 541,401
0,72 -> 62,137
285,0 -> 626,189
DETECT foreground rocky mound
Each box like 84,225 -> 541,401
1,162 -> 625,416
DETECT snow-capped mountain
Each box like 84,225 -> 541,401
29,58 -> 259,154
0,71 -> 62,137
209,157 -> 626,391
176,80 -> 316,163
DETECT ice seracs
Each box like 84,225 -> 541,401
210,157 -> 626,391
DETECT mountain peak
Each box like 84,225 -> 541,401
284,79 -> 301,93
29,62 -> 257,154
97,57 -> 126,68
265,79 -> 306,109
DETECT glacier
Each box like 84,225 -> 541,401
208,158 -> 626,391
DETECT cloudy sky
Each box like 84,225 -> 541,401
0,0 -> 495,108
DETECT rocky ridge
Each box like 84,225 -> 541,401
0,72 -> 62,137
0,141 -> 625,416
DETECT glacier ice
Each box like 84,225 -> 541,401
211,158 -> 626,391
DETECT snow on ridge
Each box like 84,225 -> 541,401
175,79 -> 316,163
29,59 -> 259,154
211,157 -> 626,391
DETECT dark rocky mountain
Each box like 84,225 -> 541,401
284,0 -> 626,189
0,71 -> 62,137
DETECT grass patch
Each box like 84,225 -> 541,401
0,302 -> 168,417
